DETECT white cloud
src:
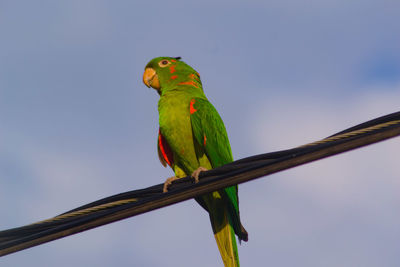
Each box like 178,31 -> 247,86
239,84 -> 400,266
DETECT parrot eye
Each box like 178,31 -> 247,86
158,60 -> 171,67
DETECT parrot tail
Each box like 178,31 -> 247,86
204,192 -> 241,267
211,208 -> 240,267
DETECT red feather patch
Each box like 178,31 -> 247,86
158,129 -> 173,166
178,81 -> 199,88
190,98 -> 197,114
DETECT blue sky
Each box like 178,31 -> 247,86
1,1 -> 400,266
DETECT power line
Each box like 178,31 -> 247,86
1,111 -> 399,257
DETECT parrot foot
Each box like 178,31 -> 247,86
163,176 -> 179,193
191,166 -> 208,183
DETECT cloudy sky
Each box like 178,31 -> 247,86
1,0 -> 400,266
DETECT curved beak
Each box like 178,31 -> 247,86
143,68 -> 160,89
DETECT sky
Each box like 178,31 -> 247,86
1,0 -> 400,266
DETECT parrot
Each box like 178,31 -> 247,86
143,56 -> 248,267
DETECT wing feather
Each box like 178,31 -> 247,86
190,98 -> 239,211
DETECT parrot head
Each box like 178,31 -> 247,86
143,57 -> 202,94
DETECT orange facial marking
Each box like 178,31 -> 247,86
169,65 -> 176,73
203,134 -> 207,146
189,73 -> 196,79
170,75 -> 178,80
171,59 -> 176,62
190,99 -> 197,114
178,81 -> 199,88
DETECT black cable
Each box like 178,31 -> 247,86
1,111 -> 399,256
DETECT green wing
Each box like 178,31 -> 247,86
190,97 -> 234,167
189,98 -> 244,233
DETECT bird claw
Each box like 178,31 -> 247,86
163,176 -> 179,192
163,167 -> 208,192
191,166 -> 208,183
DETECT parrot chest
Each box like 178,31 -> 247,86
158,93 -> 199,173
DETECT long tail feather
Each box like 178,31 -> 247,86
204,192 -> 240,267
212,209 -> 240,267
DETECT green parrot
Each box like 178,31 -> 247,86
143,56 -> 248,267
